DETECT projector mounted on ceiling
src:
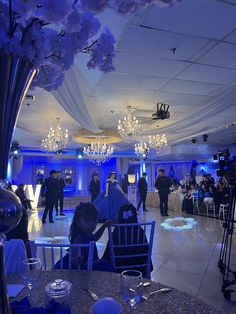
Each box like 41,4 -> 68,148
152,103 -> 170,120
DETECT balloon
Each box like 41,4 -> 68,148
0,188 -> 22,234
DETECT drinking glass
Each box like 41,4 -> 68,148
121,270 -> 143,313
21,258 -> 41,304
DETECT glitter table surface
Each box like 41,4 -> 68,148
7,270 -> 222,314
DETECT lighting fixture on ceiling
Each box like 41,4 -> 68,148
148,134 -> 167,149
11,141 -> 20,155
83,142 -> 114,165
134,141 -> 149,158
117,106 -> 141,138
152,103 -> 170,120
41,118 -> 69,152
191,138 -> 197,144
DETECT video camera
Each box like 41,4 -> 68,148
213,149 -> 236,184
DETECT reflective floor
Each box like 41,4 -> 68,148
28,206 -> 236,313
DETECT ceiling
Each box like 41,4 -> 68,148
14,0 -> 236,158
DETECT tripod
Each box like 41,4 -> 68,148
218,185 -> 236,300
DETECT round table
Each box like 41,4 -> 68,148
146,192 -> 184,212
7,270 -> 222,314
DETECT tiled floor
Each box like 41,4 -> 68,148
28,206 -> 236,313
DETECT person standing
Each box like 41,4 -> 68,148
90,173 -> 100,202
137,173 -> 148,212
41,170 -> 58,224
155,169 -> 171,217
55,171 -> 66,216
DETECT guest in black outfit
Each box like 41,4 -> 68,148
90,173 -> 100,202
137,172 -> 148,212
15,183 -> 32,210
55,171 -> 66,216
7,183 -> 31,258
41,170 -> 58,224
155,169 -> 171,217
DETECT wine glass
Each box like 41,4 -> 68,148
121,270 -> 143,313
21,258 -> 41,304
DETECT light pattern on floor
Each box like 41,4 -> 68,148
161,217 -> 197,231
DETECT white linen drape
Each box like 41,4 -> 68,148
52,66 -> 101,133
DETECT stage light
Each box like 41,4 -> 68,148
191,138 -> 196,144
76,148 -> 83,159
202,134 -> 208,142
78,154 -> 83,159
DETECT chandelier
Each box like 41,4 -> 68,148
134,141 -> 149,158
148,134 -> 167,149
83,142 -> 114,165
117,106 -> 141,138
41,118 -> 69,152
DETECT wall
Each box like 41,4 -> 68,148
11,155 -> 117,195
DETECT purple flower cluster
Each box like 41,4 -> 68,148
0,0 -> 181,90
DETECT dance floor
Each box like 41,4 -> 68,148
28,206 -> 236,313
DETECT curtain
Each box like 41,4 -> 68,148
116,158 -> 129,178
52,65 -> 101,133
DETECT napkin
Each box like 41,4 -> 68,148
7,284 -> 25,298
10,297 -> 46,314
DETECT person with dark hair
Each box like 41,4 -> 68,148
155,169 -> 171,217
89,173 -> 100,202
55,171 -> 66,216
182,189 -> 194,214
7,183 -> 31,258
15,183 -> 32,210
41,170 -> 58,224
6,182 -> 14,192
93,171 -> 129,221
54,202 -> 113,271
137,172 -> 148,212
102,204 -> 153,277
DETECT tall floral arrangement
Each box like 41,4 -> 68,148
0,0 -> 181,91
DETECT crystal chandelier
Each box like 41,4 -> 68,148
41,118 -> 69,152
83,142 -> 114,165
117,106 -> 141,138
148,134 -> 167,149
134,141 -> 149,158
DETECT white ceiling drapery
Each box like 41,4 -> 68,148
52,66 -> 101,133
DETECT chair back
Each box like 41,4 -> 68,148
5,239 -> 27,275
31,242 -> 95,271
108,221 -> 155,278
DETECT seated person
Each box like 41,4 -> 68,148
54,202 -> 114,271
216,177 -> 229,208
203,185 -> 217,207
182,189 -> 193,214
102,204 -> 153,278
6,204 -> 31,259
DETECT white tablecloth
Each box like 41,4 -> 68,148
146,191 -> 184,212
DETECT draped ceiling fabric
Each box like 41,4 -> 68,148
52,66 -> 101,133
144,86 -> 236,143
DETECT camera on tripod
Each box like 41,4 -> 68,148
213,149 -> 236,184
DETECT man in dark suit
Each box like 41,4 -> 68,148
55,171 -> 66,216
155,169 -> 171,217
41,170 -> 58,224
90,173 -> 100,202
137,172 -> 148,212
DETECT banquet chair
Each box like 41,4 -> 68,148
206,202 -> 216,217
5,239 -> 27,275
219,203 -> 229,220
192,195 -> 199,213
31,242 -> 95,271
108,221 -> 155,279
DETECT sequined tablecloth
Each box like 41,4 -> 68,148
146,192 -> 184,212
7,270 -> 222,314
